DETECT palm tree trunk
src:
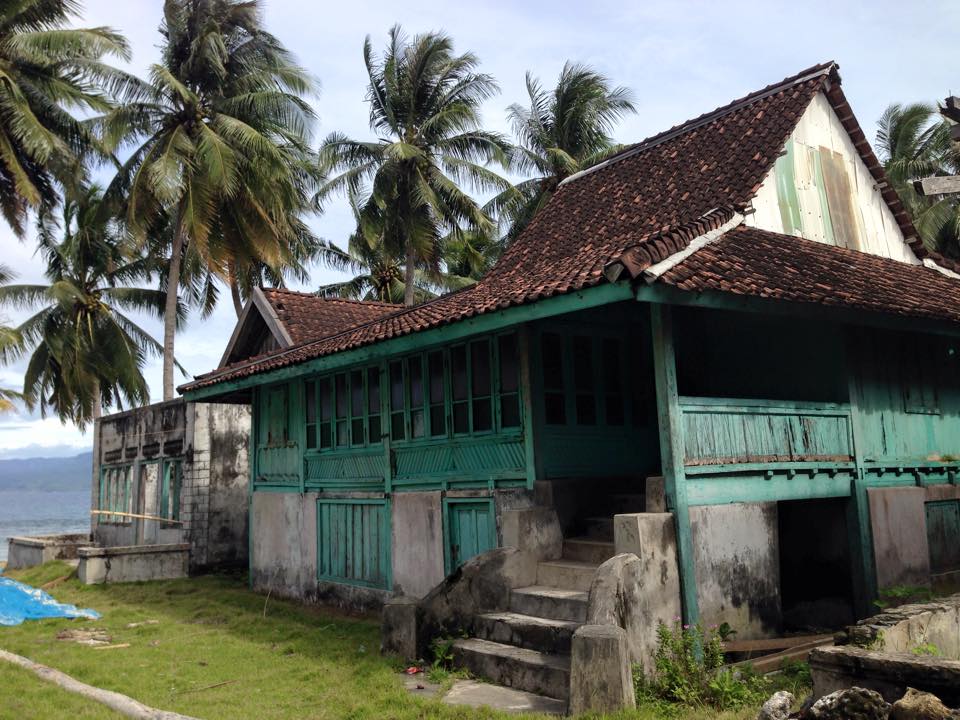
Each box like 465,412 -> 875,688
162,224 -> 186,401
403,242 -> 416,307
92,380 -> 101,421
229,267 -> 243,318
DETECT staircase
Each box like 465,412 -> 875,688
451,507 -> 640,705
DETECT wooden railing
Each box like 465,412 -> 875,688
678,397 -> 854,470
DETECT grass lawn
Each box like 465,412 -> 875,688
0,563 -> 805,720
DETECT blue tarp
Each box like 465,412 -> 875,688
0,567 -> 100,626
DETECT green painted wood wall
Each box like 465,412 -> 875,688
850,327 -> 960,464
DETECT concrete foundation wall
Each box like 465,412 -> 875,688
5,534 -> 90,570
868,486 -> 930,590
77,544 -> 189,584
391,492 -> 445,597
613,513 -> 682,670
690,502 -> 781,638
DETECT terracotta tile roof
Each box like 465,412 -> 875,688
181,61 -> 934,394
659,225 -> 960,324
259,288 -> 400,345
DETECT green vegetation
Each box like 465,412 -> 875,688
317,25 -> 513,308
632,620 -> 811,716
876,102 -> 960,255
0,565 -> 810,720
874,584 -> 935,609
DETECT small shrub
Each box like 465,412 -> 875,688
911,642 -> 940,656
428,635 -> 456,671
634,619 -> 769,711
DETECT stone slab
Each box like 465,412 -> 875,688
443,679 -> 566,715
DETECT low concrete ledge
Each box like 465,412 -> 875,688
810,645 -> 960,705
78,543 -> 190,585
6,534 -> 92,569
569,624 -> 636,715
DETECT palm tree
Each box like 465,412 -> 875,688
318,25 -> 512,307
0,0 -> 132,234
876,102 -> 960,254
0,264 -> 24,413
99,0 -> 320,400
488,62 -> 636,242
0,186 -> 177,426
316,204 -> 435,304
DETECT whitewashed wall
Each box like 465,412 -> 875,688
746,92 -> 918,264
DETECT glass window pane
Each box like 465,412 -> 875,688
471,340 -> 491,397
335,374 -> 347,419
305,381 -> 316,423
453,403 -> 468,434
473,397 -> 492,432
545,392 -> 566,425
351,418 -> 364,445
576,394 -> 596,425
573,336 -> 593,392
602,339 -> 622,392
428,351 -> 444,403
320,422 -> 332,449
499,334 -> 518,393
336,420 -> 349,446
451,346 -> 468,401
351,370 -> 363,416
391,413 -> 405,441
306,426 -> 317,449
430,405 -> 446,437
541,333 -> 564,390
319,378 -> 332,422
368,414 -> 381,443
390,362 -> 404,409
367,367 -> 380,414
409,357 -> 423,408
606,395 -> 624,425
411,409 -> 425,438
501,394 -> 520,428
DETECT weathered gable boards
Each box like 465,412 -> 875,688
747,93 -> 918,264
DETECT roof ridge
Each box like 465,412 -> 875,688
559,61 -> 837,188
260,286 -> 402,307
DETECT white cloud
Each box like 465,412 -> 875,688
0,0 -> 958,455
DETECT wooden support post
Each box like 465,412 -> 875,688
518,325 -> 541,490
650,304 -> 700,624
844,332 -> 878,617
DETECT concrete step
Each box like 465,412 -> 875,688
582,516 -> 613,541
510,586 -> 589,623
563,537 -> 615,565
536,559 -> 598,592
452,637 -> 571,701
473,611 -> 580,654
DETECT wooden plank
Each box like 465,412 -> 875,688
914,175 -> 960,196
723,634 -> 831,653
730,637 -> 833,673
651,304 -> 699,624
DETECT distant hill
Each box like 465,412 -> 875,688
0,452 -> 92,491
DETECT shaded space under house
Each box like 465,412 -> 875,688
177,62 -> 960,709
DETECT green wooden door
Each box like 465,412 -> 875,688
926,500 -> 960,574
445,499 -> 496,573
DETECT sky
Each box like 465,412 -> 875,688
0,0 -> 957,458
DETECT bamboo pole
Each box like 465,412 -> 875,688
0,648 -> 199,720
90,510 -> 184,525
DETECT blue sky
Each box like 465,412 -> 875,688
0,0 -> 957,458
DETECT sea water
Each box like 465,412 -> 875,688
0,489 -> 90,562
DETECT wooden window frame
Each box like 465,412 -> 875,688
160,458 -> 183,525
306,365 -> 385,453
98,464 -> 132,525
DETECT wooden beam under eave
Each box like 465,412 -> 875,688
914,175 -> 960,196
943,97 -> 960,124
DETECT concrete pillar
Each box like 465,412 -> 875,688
867,487 -> 931,590
381,595 -> 419,660
569,625 -> 636,715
